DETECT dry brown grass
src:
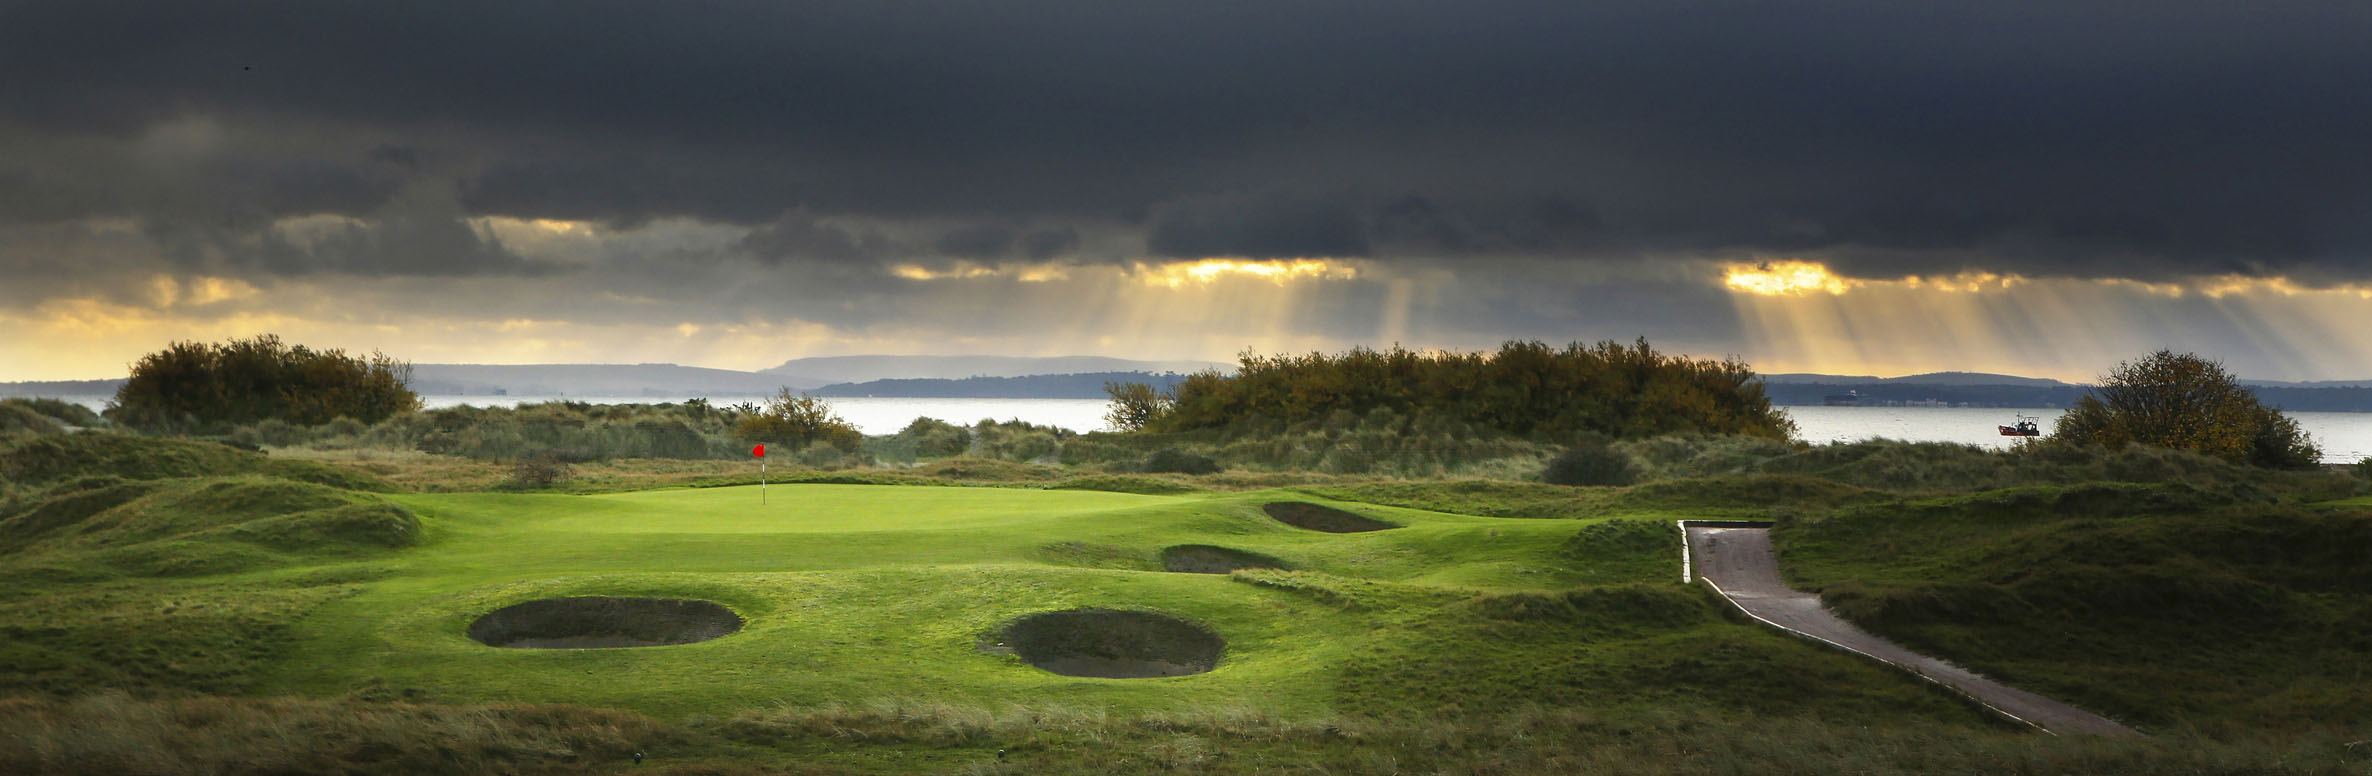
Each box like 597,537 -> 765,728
268,448 -> 751,493
4,694 -> 2364,775
0,692 -> 669,775
269,447 -> 1383,495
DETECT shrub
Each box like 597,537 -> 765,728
1541,437 -> 1640,486
1102,380 -> 1172,431
970,419 -> 1069,463
1139,447 -> 1221,475
797,441 -> 847,469
903,418 -> 973,458
1057,406 -> 1556,478
106,334 -> 421,432
732,389 -> 863,452
511,452 -> 572,489
2054,350 -> 2320,468
1125,339 -> 1792,441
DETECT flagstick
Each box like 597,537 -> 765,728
761,456 -> 767,504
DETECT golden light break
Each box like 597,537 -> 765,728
1133,258 -> 1358,288
1722,260 -> 1855,296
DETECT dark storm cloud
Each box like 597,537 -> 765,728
1018,227 -> 1079,261
1369,196 -> 1608,257
738,210 -> 890,264
1147,195 -> 1369,259
143,185 -> 556,277
4,0 -> 2371,281
933,224 -> 1016,259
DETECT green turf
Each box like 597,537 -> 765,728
1776,485 -> 2372,735
4,473 -> 1998,729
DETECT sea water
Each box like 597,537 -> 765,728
43,395 -> 2372,463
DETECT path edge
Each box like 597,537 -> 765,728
1678,519 -> 2057,736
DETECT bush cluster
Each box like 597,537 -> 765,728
732,389 -> 863,453
1113,339 -> 1793,441
510,451 -> 572,489
1138,447 -> 1222,475
1062,406 -> 1557,478
1540,436 -> 1640,486
2054,350 -> 2320,469
208,399 -> 744,461
106,334 -> 421,433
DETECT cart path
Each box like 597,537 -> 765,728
1685,524 -> 2140,737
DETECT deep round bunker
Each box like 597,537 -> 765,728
1161,544 -> 1291,574
998,608 -> 1224,678
1262,502 -> 1398,533
468,596 -> 744,649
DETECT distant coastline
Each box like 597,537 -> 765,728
15,365 -> 2372,411
808,372 -> 1194,400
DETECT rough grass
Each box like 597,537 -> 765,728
0,397 -> 103,428
0,579 -> 369,695
5,695 -> 2363,776
1058,408 -> 1559,478
0,402 -> 65,436
1778,484 -> 2372,735
267,446 -> 1379,495
0,474 -> 420,577
1,434 -> 389,492
1297,474 -> 1888,521
1627,434 -> 2362,500
0,693 -> 668,775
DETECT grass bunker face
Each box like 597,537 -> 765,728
1262,502 -> 1398,533
1159,544 -> 1291,574
467,597 -> 744,649
998,608 -> 1224,678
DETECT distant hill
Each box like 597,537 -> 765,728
1761,371 -> 2085,407
1762,382 -> 2089,408
0,364 -> 814,399
810,371 -> 1194,399
403,363 -> 814,396
1761,372 -> 2372,411
0,378 -> 123,398
1761,371 -> 2073,387
761,355 -> 1227,384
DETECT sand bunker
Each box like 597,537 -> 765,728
998,608 -> 1224,678
1161,544 -> 1291,574
467,597 -> 743,649
1262,502 -> 1398,533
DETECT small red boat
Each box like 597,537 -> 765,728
1999,415 -> 2042,437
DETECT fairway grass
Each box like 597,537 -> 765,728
260,485 -> 1646,717
46,481 -> 1963,727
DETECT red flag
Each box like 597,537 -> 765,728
753,444 -> 766,457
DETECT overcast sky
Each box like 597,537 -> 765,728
5,1 -> 2371,382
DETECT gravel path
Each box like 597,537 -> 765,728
1685,524 -> 2140,737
